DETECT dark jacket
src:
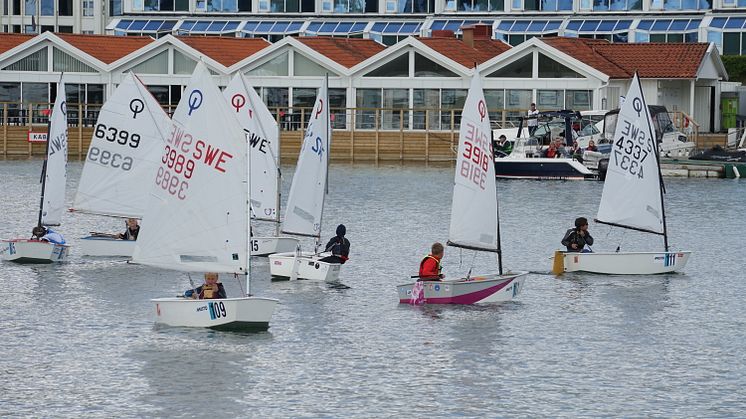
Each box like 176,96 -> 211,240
324,236 -> 350,262
561,228 -> 594,252
121,226 -> 139,240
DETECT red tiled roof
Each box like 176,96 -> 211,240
417,37 -> 510,67
0,34 -> 35,54
294,37 -> 386,68
177,36 -> 271,67
542,37 -> 710,79
56,33 -> 154,64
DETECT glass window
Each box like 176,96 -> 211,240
58,0 -> 72,15
441,89 -> 467,129
329,88 -> 346,129
3,48 -> 47,71
87,84 -> 104,104
414,53 -> 457,77
538,54 -> 582,78
506,89 -> 531,121
53,48 -> 96,73
146,85 -> 169,106
484,89 -> 505,124
458,0 -> 503,11
397,0 -> 434,13
22,82 -> 48,104
413,88 -> 440,130
294,54 -> 332,77
263,87 -> 289,117
173,50 -> 196,75
356,88 -> 381,129
109,0 -> 122,14
536,90 -> 562,109
723,32 -> 740,55
12,0 -> 19,15
292,87 -> 317,128
24,0 -> 32,15
247,52 -> 289,77
128,50 -> 168,74
41,0 -> 53,14
364,53 -> 409,77
381,89 -> 409,130
565,90 -> 592,111
0,82 -> 21,102
488,54 -> 532,78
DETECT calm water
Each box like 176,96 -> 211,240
1,159 -> 744,417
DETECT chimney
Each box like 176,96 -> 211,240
431,29 -> 455,38
462,24 -> 492,48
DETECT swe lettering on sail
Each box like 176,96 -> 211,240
612,119 -> 652,179
246,131 -> 269,154
459,122 -> 490,190
47,131 -> 68,156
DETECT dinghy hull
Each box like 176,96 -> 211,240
251,236 -> 301,257
554,251 -> 691,274
0,239 -> 69,263
397,271 -> 528,305
268,251 -> 341,282
151,297 -> 278,331
80,236 -> 136,257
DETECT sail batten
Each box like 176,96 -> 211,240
132,63 -> 249,274
72,72 -> 170,218
447,74 -> 499,252
281,78 -> 330,238
596,73 -> 665,235
40,80 -> 68,226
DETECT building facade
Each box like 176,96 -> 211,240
1,0 -> 746,55
0,30 -> 728,133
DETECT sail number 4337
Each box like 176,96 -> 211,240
612,120 -> 653,179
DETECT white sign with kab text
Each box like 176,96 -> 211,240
28,132 -> 48,143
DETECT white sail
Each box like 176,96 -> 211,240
596,73 -> 664,235
132,62 -> 249,274
41,81 -> 68,226
448,74 -> 498,251
72,72 -> 170,218
281,78 -> 329,238
223,73 -> 279,222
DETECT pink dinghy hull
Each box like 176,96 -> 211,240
397,271 -> 528,305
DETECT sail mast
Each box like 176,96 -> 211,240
275,112 -> 282,235
246,128 -> 252,296
317,73 -> 330,251
37,95 -> 53,227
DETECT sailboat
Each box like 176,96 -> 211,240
1,79 -> 70,263
552,73 -> 691,275
268,77 -> 341,282
132,62 -> 277,331
71,72 -> 170,257
223,73 -> 299,256
397,73 -> 528,304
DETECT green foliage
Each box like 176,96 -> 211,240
722,55 -> 746,84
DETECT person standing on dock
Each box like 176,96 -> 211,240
527,103 -> 539,136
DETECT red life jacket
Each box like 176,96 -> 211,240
418,255 -> 442,280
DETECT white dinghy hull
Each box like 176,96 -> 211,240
1,239 -> 70,263
80,236 -> 136,257
251,236 -> 301,257
397,272 -> 528,305
152,297 -> 278,332
269,251 -> 341,282
555,251 -> 691,274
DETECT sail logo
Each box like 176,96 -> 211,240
231,93 -> 245,112
129,99 -> 144,119
187,90 -> 203,116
